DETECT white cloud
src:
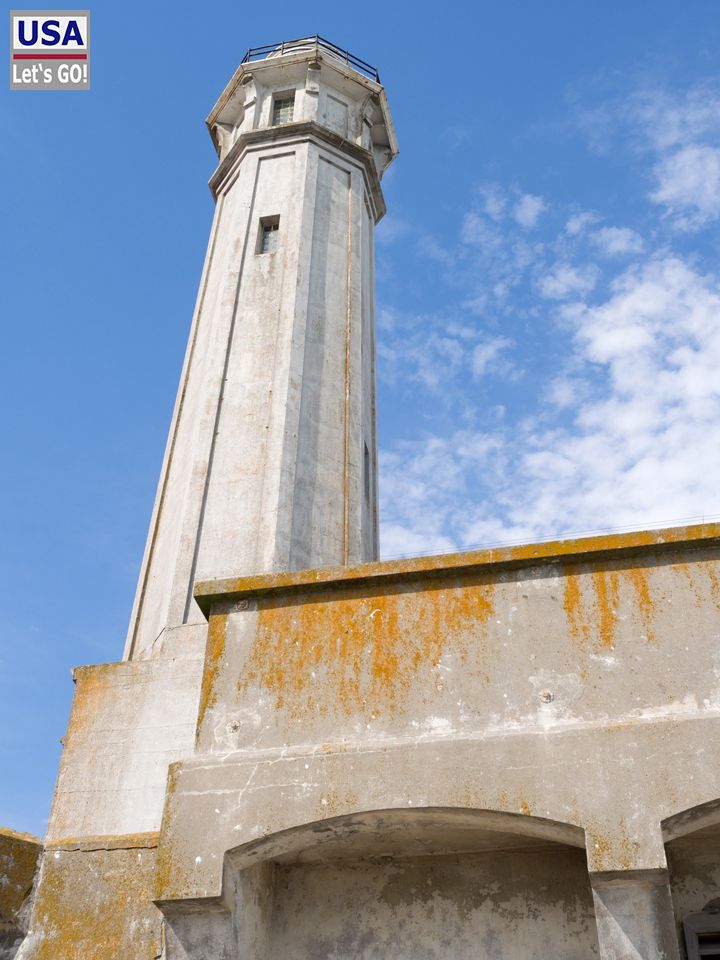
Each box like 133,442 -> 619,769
591,226 -> 644,256
380,255 -> 720,555
377,80 -> 720,559
471,336 -> 514,378
651,144 -> 720,226
545,376 -> 591,409
631,86 -> 720,151
478,184 -> 506,221
513,193 -> 547,229
539,262 -> 598,299
565,211 -> 600,236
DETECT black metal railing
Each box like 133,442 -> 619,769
241,35 -> 380,83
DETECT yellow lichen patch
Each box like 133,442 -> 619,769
587,820 -> 638,872
563,574 -> 591,648
587,830 -> 612,871
240,581 -> 496,723
314,788 -> 360,820
626,567 -> 656,642
591,572 -> 620,648
30,846 -> 161,960
679,562 -> 705,609
700,561 -> 720,609
65,668 -> 113,748
196,612 -> 228,736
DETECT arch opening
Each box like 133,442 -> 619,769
164,806 -> 600,960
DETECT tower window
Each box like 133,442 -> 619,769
364,443 -> 371,502
272,93 -> 295,126
258,216 -> 280,254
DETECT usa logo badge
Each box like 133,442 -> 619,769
10,10 -> 90,90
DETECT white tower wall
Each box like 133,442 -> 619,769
125,44 -> 397,659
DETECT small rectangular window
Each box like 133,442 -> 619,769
272,93 -> 295,126
258,216 -> 280,254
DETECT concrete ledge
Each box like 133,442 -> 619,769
208,120 -> 387,220
194,521 -> 720,614
45,832 -> 159,853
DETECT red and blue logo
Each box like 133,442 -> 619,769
10,10 -> 90,90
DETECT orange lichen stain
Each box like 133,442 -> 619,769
563,574 -> 591,648
591,571 -> 620,648
587,821 -> 637,872
679,562 -> 705,609
627,567 -> 656,642
314,789 -> 360,819
196,613 -> 228,736
240,582 -> 496,723
519,799 -> 532,816
587,831 -> 612,871
30,846 -> 161,959
65,669 -> 114,748
703,562 -> 720,609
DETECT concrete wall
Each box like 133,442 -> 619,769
151,525 -> 720,960
47,656 -> 203,839
17,837 -> 161,960
16,525 -> 720,957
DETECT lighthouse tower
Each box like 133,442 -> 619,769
126,37 -> 398,660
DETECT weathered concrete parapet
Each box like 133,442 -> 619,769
0,829 -> 41,960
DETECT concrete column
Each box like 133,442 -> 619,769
590,870 -> 681,960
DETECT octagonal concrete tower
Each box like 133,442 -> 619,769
125,38 -> 398,660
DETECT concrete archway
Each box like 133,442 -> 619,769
663,797 -> 720,956
162,806 -> 599,960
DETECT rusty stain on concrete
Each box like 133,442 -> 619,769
237,582 -> 495,721
196,612 -> 228,736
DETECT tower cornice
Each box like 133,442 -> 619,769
208,120 -> 388,222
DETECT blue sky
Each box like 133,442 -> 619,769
3,1 -> 720,834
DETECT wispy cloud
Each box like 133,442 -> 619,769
377,79 -> 720,558
539,262 -> 598,299
590,226 -> 644,256
513,193 -> 547,229
381,255 -> 720,555
651,144 -> 720,228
